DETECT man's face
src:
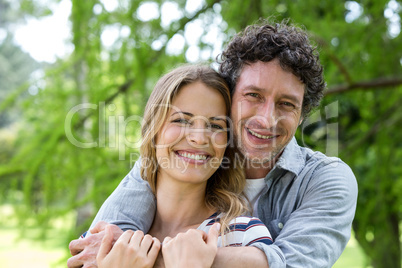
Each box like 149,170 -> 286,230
231,60 -> 304,168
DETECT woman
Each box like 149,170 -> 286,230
96,65 -> 272,268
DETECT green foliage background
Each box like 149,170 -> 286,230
0,0 -> 401,267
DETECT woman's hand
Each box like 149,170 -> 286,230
97,225 -> 161,268
162,223 -> 220,268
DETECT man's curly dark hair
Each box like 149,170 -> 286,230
218,20 -> 326,117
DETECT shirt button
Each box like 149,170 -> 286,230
278,222 -> 284,229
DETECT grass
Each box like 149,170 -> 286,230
0,204 -> 71,268
333,234 -> 369,268
0,230 -> 66,268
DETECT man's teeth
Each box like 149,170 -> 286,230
248,129 -> 274,139
178,152 -> 208,160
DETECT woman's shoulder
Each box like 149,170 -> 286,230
199,214 -> 273,245
227,216 -> 273,247
229,215 -> 265,225
201,214 -> 266,228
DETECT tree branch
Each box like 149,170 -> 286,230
345,101 -> 400,152
71,0 -> 221,132
313,35 -> 353,84
73,79 -> 134,131
325,77 -> 402,96
148,0 -> 222,66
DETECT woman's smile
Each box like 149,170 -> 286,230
175,150 -> 211,163
155,81 -> 228,184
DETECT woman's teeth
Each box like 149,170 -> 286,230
178,152 -> 207,160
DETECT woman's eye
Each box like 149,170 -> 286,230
172,118 -> 189,124
209,123 -> 224,130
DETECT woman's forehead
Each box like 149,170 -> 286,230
170,82 -> 227,117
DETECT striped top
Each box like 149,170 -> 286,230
197,213 -> 273,248
81,213 -> 273,250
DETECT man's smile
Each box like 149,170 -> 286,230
246,128 -> 277,140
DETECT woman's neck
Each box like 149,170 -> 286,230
148,175 -> 215,241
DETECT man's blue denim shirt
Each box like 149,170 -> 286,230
90,137 -> 358,268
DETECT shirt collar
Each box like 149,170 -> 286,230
273,137 -> 305,177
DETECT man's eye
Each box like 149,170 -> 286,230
282,102 -> 295,108
246,93 -> 259,98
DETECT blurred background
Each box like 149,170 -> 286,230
0,0 -> 401,267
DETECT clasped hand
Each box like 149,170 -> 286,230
68,221 -> 220,268
161,223 -> 220,268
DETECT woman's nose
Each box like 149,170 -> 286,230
186,120 -> 210,146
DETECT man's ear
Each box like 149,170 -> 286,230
298,116 -> 304,126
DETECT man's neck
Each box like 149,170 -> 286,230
245,164 -> 271,179
245,151 -> 283,179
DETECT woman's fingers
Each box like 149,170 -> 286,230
97,228 -> 161,268
148,238 -> 161,261
207,223 -> 220,246
116,230 -> 134,245
129,231 -> 161,259
161,229 -> 218,268
139,234 -> 154,253
163,236 -> 173,245
97,225 -> 113,261
129,230 -> 144,248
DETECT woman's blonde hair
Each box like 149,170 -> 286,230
140,64 -> 248,235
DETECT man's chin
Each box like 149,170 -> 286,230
242,147 -> 284,166
246,156 -> 274,166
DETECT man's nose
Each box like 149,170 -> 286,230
255,100 -> 276,128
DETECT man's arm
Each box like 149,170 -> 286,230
261,160 -> 358,268
68,160 -> 156,268
211,216 -> 272,268
213,247 -> 269,268
90,160 -> 156,231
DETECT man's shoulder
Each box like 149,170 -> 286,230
295,145 -> 357,192
299,145 -> 352,173
108,160 -> 153,194
279,138 -> 353,178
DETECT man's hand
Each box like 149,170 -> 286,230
212,246 -> 269,268
67,221 -> 123,268
162,223 -> 220,268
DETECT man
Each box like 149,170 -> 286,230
68,20 -> 357,268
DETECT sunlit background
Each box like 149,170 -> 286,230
1,0 -> 401,267
12,0 -> 228,63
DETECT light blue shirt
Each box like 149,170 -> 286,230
90,138 -> 358,268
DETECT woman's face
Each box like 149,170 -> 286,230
155,81 -> 228,186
